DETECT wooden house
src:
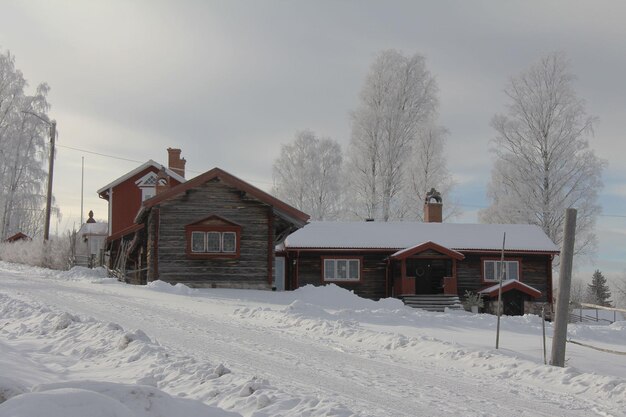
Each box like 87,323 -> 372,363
97,148 -> 187,241
132,167 -> 309,288
97,151 -> 309,288
280,193 -> 559,316
75,211 -> 108,267
4,232 -> 30,243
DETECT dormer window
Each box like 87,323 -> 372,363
185,215 -> 241,259
135,172 -> 158,201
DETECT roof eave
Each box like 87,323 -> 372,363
141,167 -> 310,226
96,160 -> 186,195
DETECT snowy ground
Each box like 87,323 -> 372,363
0,262 -> 624,417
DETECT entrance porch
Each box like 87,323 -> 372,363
389,241 -> 465,311
389,241 -> 464,297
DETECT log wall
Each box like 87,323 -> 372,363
290,250 -> 552,303
456,253 -> 551,302
147,180 -> 273,289
294,251 -> 390,300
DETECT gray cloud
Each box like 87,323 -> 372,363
2,0 -> 625,273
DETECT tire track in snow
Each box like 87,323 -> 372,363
0,274 -> 620,417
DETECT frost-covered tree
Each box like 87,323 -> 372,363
403,124 -> 458,220
569,277 -> 587,306
480,53 -> 605,258
347,49 -> 440,221
0,49 -> 52,239
586,270 -> 612,306
272,130 -> 343,220
614,277 -> 626,309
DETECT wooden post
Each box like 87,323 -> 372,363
495,232 -> 506,349
80,156 -> 84,226
542,306 -> 547,365
551,208 -> 577,367
44,120 -> 56,241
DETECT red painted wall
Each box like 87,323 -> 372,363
394,276 -> 415,295
109,167 -> 182,236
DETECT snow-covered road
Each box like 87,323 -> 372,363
1,264 -> 624,417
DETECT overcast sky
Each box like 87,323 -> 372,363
1,0 -> 625,281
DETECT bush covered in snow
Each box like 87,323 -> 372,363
0,236 -> 72,270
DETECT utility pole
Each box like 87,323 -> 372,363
44,120 -> 56,241
495,232 -> 506,349
551,208 -> 577,367
80,156 -> 84,225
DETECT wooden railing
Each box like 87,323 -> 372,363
569,303 -> 626,324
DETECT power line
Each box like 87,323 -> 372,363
56,144 -> 626,218
56,144 -> 274,185
57,145 -> 145,164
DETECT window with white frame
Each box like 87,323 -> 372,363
483,260 -> 519,282
190,231 -> 238,254
135,172 -> 158,201
324,258 -> 360,281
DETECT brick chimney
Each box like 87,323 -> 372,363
167,147 -> 186,178
424,188 -> 443,223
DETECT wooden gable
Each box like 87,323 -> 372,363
187,214 -> 242,228
390,241 -> 465,261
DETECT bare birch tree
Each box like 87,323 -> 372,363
613,276 -> 626,309
480,53 -> 605,258
272,130 -> 343,220
0,49 -> 51,239
403,124 -> 458,220
347,50 -> 439,221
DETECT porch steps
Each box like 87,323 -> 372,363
401,294 -> 463,312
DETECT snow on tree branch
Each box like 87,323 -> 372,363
480,52 -> 605,261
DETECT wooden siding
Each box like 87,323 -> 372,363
149,180 -> 272,288
294,251 -> 389,300
289,249 -> 552,303
456,253 -> 550,302
146,208 -> 159,282
110,167 -> 182,236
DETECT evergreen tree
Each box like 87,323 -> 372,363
586,270 -> 612,306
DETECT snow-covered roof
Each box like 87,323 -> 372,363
479,279 -> 542,298
97,160 -> 186,195
284,221 -> 559,253
390,241 -> 465,260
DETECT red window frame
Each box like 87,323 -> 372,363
321,256 -> 363,283
185,224 -> 241,259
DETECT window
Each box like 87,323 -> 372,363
483,260 -> 519,282
222,232 -> 236,253
189,231 -> 238,254
191,231 -> 205,253
206,232 -> 221,252
135,172 -> 158,201
142,187 -> 156,201
185,215 -> 242,259
323,258 -> 360,282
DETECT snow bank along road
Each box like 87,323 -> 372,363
1,263 -> 624,417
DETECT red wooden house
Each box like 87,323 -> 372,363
280,194 -> 559,316
98,148 -> 186,239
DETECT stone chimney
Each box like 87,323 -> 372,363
167,147 -> 186,178
424,188 -> 443,223
155,166 -> 170,195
